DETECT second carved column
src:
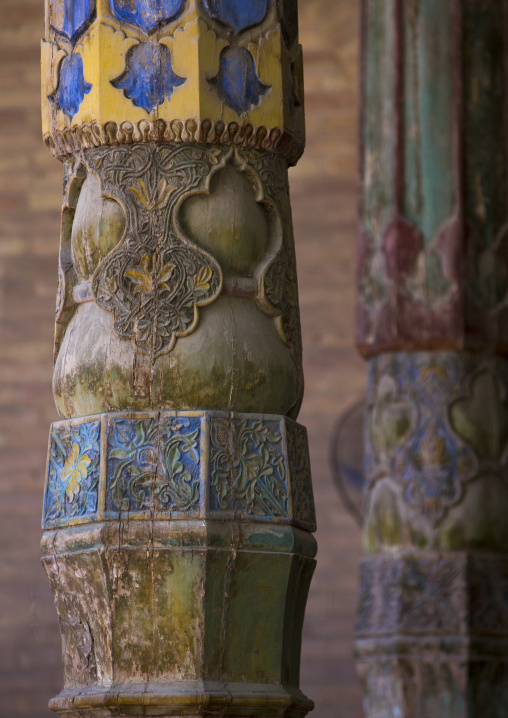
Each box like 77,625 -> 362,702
357,1 -> 508,715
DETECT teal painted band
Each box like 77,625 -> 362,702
43,410 -> 316,532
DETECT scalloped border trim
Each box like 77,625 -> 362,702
44,118 -> 305,165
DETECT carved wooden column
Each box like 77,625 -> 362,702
41,2 -> 315,716
356,1 -> 508,715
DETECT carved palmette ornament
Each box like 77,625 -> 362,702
61,144 -> 304,371
85,145 -> 223,358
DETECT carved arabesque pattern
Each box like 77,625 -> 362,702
44,419 -> 101,525
86,144 -> 224,358
42,412 -> 315,530
245,149 -> 304,403
286,421 -> 316,531
366,353 -> 508,528
77,144 -> 302,374
209,416 -> 289,518
107,416 -> 201,513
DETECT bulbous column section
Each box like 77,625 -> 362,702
41,2 -> 315,716
357,1 -> 508,715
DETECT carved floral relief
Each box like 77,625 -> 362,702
54,145 -> 302,380
365,353 -> 508,533
106,415 -> 201,514
44,419 -> 101,526
209,416 -> 289,517
85,144 -> 224,358
109,0 -> 186,34
43,412 -> 315,530
42,0 -> 304,164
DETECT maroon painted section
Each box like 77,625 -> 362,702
357,217 -> 464,354
357,0 -> 508,356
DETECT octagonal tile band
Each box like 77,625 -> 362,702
43,411 -> 316,532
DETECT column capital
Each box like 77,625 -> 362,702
42,0 -> 305,164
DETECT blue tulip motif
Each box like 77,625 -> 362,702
51,0 -> 96,44
210,46 -> 269,115
51,53 -> 92,119
110,0 -> 186,34
203,0 -> 268,33
112,42 -> 185,113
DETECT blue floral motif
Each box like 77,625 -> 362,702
43,412 -> 315,529
51,0 -> 96,44
112,42 -> 185,113
365,354 -> 481,524
110,0 -> 185,34
203,0 -> 268,33
106,416 -> 201,514
43,420 -> 100,529
209,417 -> 289,518
51,54 -> 92,119
210,47 -> 269,115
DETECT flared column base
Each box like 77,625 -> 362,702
42,411 -> 317,718
356,552 -> 508,718
49,681 -> 313,718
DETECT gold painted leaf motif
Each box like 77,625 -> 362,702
193,266 -> 212,292
126,254 -> 176,295
89,145 -> 224,359
60,443 -> 91,503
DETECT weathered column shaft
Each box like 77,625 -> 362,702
41,2 -> 315,716
357,1 -> 508,715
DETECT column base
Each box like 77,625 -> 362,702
356,553 -> 508,718
42,411 -> 317,718
49,682 -> 313,718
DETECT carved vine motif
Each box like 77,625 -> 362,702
86,144 -> 224,358
357,555 -> 465,636
357,553 -> 508,639
106,416 -> 201,513
245,149 -> 304,377
366,354 -> 480,525
80,144 -> 301,369
209,417 -> 289,518
286,421 -> 316,531
366,354 -> 508,526
44,419 -> 101,526
43,412 -> 316,530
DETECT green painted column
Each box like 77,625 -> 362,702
357,1 -> 508,715
41,1 -> 315,716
